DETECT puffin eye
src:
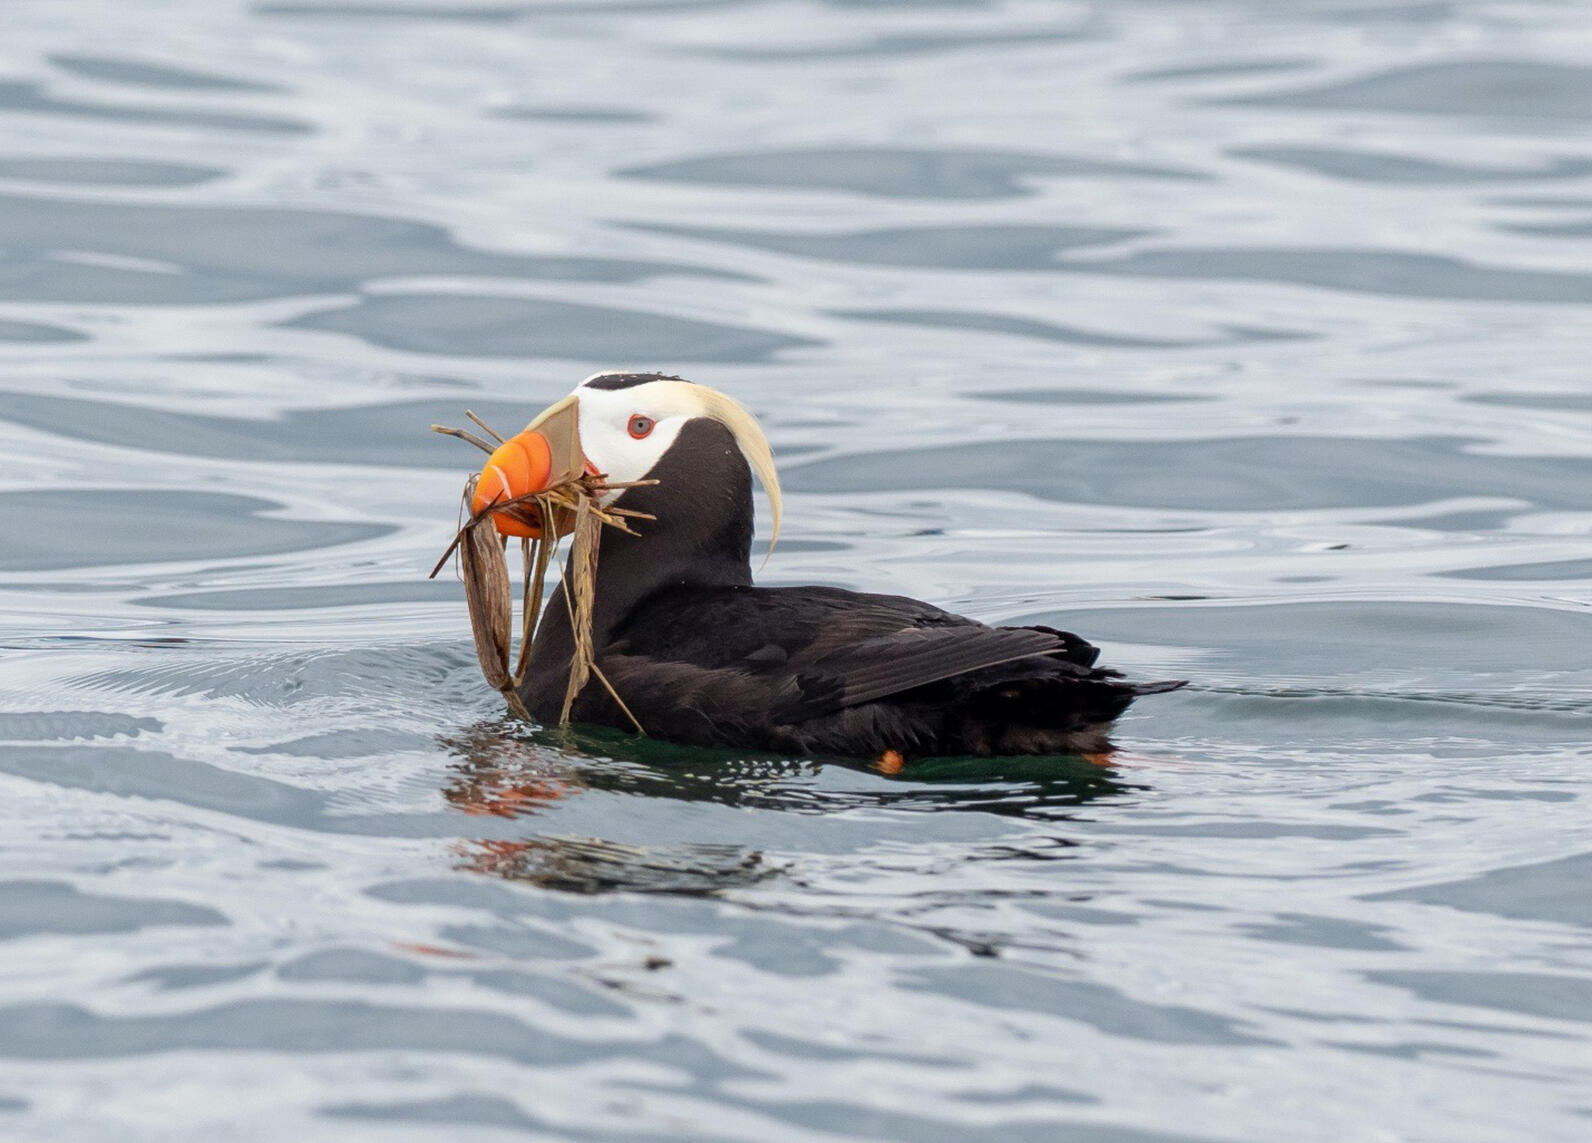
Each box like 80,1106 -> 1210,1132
627,414 -> 655,440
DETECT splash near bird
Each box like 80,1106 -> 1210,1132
434,372 -> 1184,759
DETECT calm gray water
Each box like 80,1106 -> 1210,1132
2,1 -> 1591,1139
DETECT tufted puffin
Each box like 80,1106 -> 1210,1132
477,372 -> 1184,759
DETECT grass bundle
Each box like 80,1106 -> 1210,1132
429,412 -> 654,732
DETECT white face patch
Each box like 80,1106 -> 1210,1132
571,378 -> 699,489
568,373 -> 783,547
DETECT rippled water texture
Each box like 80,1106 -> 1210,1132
2,2 -> 1591,1140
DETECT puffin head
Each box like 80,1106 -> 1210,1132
471,372 -> 781,552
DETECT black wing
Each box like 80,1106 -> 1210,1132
605,584 -> 1093,725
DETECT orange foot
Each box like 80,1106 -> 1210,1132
876,749 -> 905,775
1099,750 -> 1200,769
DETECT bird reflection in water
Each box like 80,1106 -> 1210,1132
441,726 -> 581,818
439,721 -> 780,893
459,835 -> 777,895
439,719 -> 1141,893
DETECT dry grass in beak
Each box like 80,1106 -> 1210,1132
430,411 -> 654,732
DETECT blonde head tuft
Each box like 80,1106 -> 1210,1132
690,385 -> 781,553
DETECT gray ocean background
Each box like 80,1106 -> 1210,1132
2,1 -> 1592,1140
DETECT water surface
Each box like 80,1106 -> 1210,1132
2,1 -> 1591,1140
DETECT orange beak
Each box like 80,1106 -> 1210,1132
470,395 -> 586,538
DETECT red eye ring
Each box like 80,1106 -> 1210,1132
627,414 -> 655,439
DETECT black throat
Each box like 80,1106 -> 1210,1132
520,417 -> 754,714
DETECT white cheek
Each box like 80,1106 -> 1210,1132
580,417 -> 683,491
573,381 -> 698,498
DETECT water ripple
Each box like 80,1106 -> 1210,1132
287,292 -> 819,360
0,490 -> 390,571
619,147 -> 1201,200
46,54 -> 284,93
0,80 -> 311,134
0,194 -> 737,305
3,2 -> 1591,1139
0,881 -> 225,940
1229,145 -> 1592,185
626,221 -> 1151,269
1216,59 -> 1592,120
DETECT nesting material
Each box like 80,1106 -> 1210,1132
429,413 -> 653,731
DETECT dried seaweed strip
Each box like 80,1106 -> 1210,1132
559,493 -> 598,725
458,503 -> 521,712
429,417 -> 654,732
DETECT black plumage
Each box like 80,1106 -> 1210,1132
520,416 -> 1182,758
